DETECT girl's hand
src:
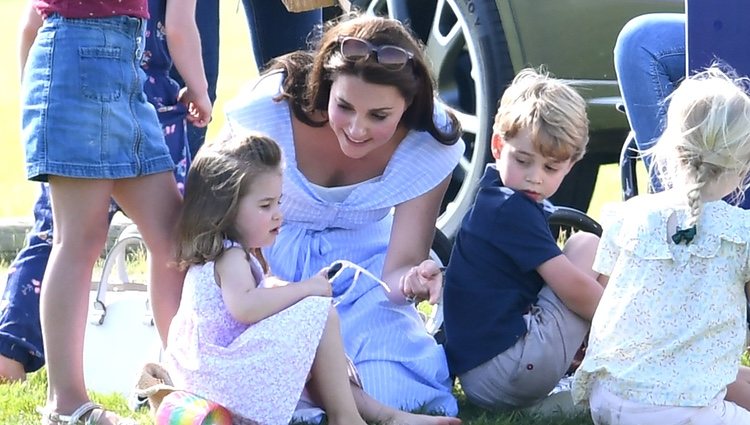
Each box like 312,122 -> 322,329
303,269 -> 333,298
178,87 -> 213,128
399,260 -> 443,305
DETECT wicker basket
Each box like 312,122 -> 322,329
281,0 -> 335,12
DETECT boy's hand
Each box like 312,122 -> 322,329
178,87 -> 213,128
399,260 -> 443,305
303,269 -> 333,298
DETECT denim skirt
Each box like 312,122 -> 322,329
21,14 -> 174,182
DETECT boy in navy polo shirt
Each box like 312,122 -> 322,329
443,68 -> 606,410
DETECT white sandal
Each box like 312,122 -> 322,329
37,402 -> 137,425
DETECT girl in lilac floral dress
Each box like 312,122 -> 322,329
163,134 -> 368,425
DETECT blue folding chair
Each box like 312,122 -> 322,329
686,0 -> 750,76
620,0 -> 750,200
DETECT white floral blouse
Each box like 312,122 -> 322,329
573,194 -> 750,406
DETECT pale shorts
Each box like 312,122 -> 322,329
589,383 -> 750,425
21,14 -> 174,182
459,285 -> 589,409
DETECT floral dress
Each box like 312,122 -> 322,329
164,245 -> 331,425
573,196 -> 750,407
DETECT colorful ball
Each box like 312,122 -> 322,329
155,391 -> 233,425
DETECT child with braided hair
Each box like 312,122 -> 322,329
572,65 -> 750,425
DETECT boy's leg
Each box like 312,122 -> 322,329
0,184 -> 53,381
562,231 -> 601,283
459,286 -> 590,409
459,231 -> 600,409
560,231 -> 602,372
726,365 -> 750,410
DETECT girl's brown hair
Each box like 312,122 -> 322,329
175,133 -> 283,272
267,13 -> 461,145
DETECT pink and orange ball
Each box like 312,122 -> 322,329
155,391 -> 233,425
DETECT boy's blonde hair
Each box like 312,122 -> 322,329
493,68 -> 589,162
175,133 -> 284,272
649,65 -> 750,226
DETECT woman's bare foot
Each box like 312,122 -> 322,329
384,411 -> 462,425
0,355 -> 25,383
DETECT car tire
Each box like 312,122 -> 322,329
351,0 -> 514,241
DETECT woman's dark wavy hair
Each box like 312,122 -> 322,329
266,13 -> 461,145
175,133 -> 283,273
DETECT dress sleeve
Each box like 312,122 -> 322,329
224,72 -> 285,136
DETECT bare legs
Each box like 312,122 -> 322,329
41,173 -> 182,424
0,357 -> 25,383
726,365 -> 750,410
305,307 -> 460,425
563,231 -> 604,285
306,307 -> 368,425
111,173 -> 184,346
560,231 -> 604,373
350,385 -> 462,425
41,177 -> 114,421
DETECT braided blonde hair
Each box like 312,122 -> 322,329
649,65 -> 750,227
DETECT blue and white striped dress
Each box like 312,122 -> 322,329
225,72 -> 464,415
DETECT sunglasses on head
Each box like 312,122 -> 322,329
338,36 -> 414,71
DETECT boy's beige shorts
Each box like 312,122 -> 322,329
459,285 -> 588,409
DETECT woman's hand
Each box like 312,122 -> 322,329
302,269 -> 333,298
399,259 -> 443,305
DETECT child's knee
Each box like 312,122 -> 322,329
562,231 -> 599,258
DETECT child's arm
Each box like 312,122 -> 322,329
164,0 -> 212,127
18,2 -> 42,78
537,254 -> 603,321
215,249 -> 331,324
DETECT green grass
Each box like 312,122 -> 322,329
1,369 -> 593,425
0,370 -> 154,425
6,356 -> 750,424
0,0 -> 641,423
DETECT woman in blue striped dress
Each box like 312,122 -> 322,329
222,14 -> 465,420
